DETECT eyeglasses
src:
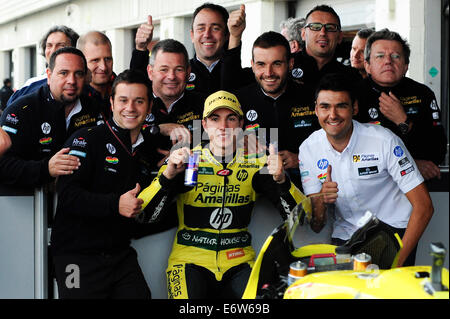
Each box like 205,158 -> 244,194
304,23 -> 340,32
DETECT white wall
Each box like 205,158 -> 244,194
0,0 -> 440,96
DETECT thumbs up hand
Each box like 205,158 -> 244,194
227,4 -> 246,49
119,183 -> 145,218
267,143 -> 285,184
321,165 -> 338,204
135,15 -> 154,51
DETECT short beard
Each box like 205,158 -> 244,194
59,94 -> 78,106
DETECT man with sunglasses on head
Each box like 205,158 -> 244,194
291,5 -> 361,88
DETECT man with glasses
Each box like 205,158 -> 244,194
358,29 -> 447,181
291,5 -> 361,88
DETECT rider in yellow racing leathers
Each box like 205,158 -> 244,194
136,91 -> 306,299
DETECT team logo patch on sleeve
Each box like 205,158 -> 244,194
393,146 -> 404,157
2,125 -> 17,134
398,157 -> 410,167
5,114 -> 19,125
429,100 -> 439,110
69,150 -> 87,158
400,166 -> 414,176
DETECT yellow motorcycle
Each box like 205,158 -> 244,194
242,197 -> 449,299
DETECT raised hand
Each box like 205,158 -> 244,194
321,164 -> 338,204
267,143 -> 285,183
162,146 -> 190,180
227,4 -> 246,49
135,15 -> 154,51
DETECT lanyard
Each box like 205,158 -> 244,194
105,120 -> 136,157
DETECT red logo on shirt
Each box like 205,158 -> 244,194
227,248 -> 245,260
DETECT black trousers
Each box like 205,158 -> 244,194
53,247 -> 151,299
332,227 -> 417,267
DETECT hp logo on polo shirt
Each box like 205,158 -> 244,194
291,68 -> 304,79
317,159 -> 329,170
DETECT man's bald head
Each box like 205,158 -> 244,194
77,31 -> 114,93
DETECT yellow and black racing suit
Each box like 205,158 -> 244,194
137,144 -> 306,298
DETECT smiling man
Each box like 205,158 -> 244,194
358,29 -> 447,180
6,25 -> 79,107
145,39 -> 206,164
51,69 -> 161,299
131,3 -> 247,95
0,47 -> 102,187
299,73 -> 433,267
234,31 -> 317,188
77,31 -> 115,118
136,90 -> 306,299
289,5 -> 361,88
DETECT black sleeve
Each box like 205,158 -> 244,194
252,167 -> 302,220
135,168 -> 187,224
406,88 -> 447,165
130,49 -> 150,74
221,43 -> 255,93
0,104 -> 53,187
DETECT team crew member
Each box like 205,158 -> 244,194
292,5 -> 361,87
299,73 -> 433,266
358,29 -> 447,180
145,39 -> 206,163
235,32 -> 317,186
136,90 -> 306,299
51,70 -> 163,299
77,31 -> 116,119
131,4 -> 245,95
0,47 -> 102,188
280,17 -> 305,54
7,25 -> 79,107
349,28 -> 374,79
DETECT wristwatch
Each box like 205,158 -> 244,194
397,117 -> 411,135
